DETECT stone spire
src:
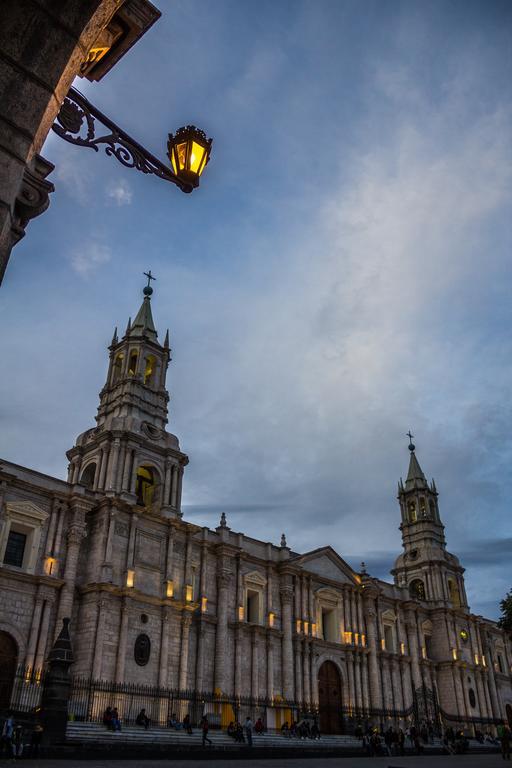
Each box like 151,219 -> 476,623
405,445 -> 428,491
128,286 -> 157,340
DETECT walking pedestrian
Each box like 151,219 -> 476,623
245,716 -> 253,746
501,726 -> 511,761
200,716 -> 212,747
0,712 -> 14,757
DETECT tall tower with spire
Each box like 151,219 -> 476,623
391,435 -> 468,611
66,273 -> 188,517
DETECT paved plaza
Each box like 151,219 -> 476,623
0,756 -> 505,768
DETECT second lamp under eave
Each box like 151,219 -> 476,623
167,125 -> 212,189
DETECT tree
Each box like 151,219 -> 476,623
498,589 -> 512,634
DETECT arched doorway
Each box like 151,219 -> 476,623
318,660 -> 343,734
506,704 -> 512,729
0,632 -> 18,710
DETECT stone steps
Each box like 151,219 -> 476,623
66,722 -> 362,748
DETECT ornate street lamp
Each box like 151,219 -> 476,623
167,126 -> 212,189
52,87 -> 212,194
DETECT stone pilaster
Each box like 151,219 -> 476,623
363,587 -> 382,709
347,652 -> 355,710
267,635 -> 274,700
178,613 -> 191,689
405,608 -> 422,691
294,638 -> 303,702
214,569 -> 230,693
92,597 -> 107,680
251,629 -> 259,699
280,584 -> 294,700
34,595 -> 54,671
24,595 -> 44,670
158,607 -> 171,688
234,624 -> 243,697
302,639 -> 310,704
195,621 -> 206,692
55,503 -> 87,631
115,599 -> 129,683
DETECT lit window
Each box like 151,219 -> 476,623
409,579 -> 426,601
3,530 -> 26,568
246,590 -> 261,623
112,352 -> 124,384
144,355 -> 156,385
384,625 -> 394,653
128,351 -> 138,376
320,610 -> 336,642
135,466 -> 155,507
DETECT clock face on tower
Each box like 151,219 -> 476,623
460,629 -> 469,643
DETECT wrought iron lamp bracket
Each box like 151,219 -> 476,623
52,87 -> 193,193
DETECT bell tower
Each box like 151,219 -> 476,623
391,435 -> 468,611
66,273 -> 188,518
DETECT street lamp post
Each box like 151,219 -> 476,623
52,87 -> 212,193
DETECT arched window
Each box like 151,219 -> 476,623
407,501 -> 417,523
79,463 -> 96,489
419,497 -> 426,518
409,579 -> 426,601
448,578 -> 461,608
112,353 -> 124,384
429,499 -> 436,519
143,355 -> 156,385
128,351 -> 138,376
135,466 -> 155,507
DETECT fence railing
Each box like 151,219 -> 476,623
2,666 -> 46,713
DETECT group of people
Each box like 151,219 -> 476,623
0,711 -> 44,759
102,706 -> 122,731
280,719 -> 321,739
359,725 -> 407,757
226,717 -> 254,746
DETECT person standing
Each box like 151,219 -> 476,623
501,726 -> 511,761
1,712 -> 14,757
245,716 -> 253,746
200,716 -> 212,748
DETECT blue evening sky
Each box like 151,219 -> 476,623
1,0 -> 511,617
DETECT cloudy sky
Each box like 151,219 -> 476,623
1,0 -> 511,618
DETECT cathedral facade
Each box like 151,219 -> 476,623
0,285 -> 511,734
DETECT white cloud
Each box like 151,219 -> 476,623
106,179 -> 133,206
69,242 -> 112,278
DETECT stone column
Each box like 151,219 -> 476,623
98,446 -> 109,490
344,589 -> 351,634
347,653 -> 355,711
475,669 -> 489,719
176,467 -> 184,513
391,657 -> 403,713
302,639 -> 310,705
170,466 -> 178,508
195,622 -> 206,692
92,598 -> 107,680
251,629 -> 259,699
163,460 -> 172,506
24,595 -> 44,671
354,654 -> 363,711
44,499 -> 58,557
351,592 -> 358,634
214,569 -> 230,693
34,598 -> 53,671
405,609 -> 422,691
55,509 -> 87,631
115,599 -> 129,683
178,613 -> 191,690
486,657 -> 501,719
101,507 -> 116,582
234,625 -> 243,697
106,438 -> 121,491
280,585 -> 294,700
126,513 -> 138,571
363,590 -> 382,709
267,635 -> 274,700
158,607 -> 170,688
295,638 -> 303,703
361,653 -> 370,712
121,447 -> 133,492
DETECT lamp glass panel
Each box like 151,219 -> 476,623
171,142 -> 188,174
190,141 -> 207,175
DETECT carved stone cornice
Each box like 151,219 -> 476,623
11,155 -> 55,248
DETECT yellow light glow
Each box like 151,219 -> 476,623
45,557 -> 57,576
201,597 -> 207,613
296,619 -> 302,633
482,655 -> 486,667
400,642 -> 405,655
354,633 -> 359,645
421,646 -> 427,659
304,621 -> 309,635
185,584 -> 193,602
474,654 -> 479,665
452,648 -> 458,660
171,142 -> 187,175
311,623 -> 317,637
268,612 -> 275,627
361,634 -> 366,647
344,631 -> 352,644
381,638 -> 386,651
238,606 -> 244,621
166,580 -> 174,598
126,569 -> 135,588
